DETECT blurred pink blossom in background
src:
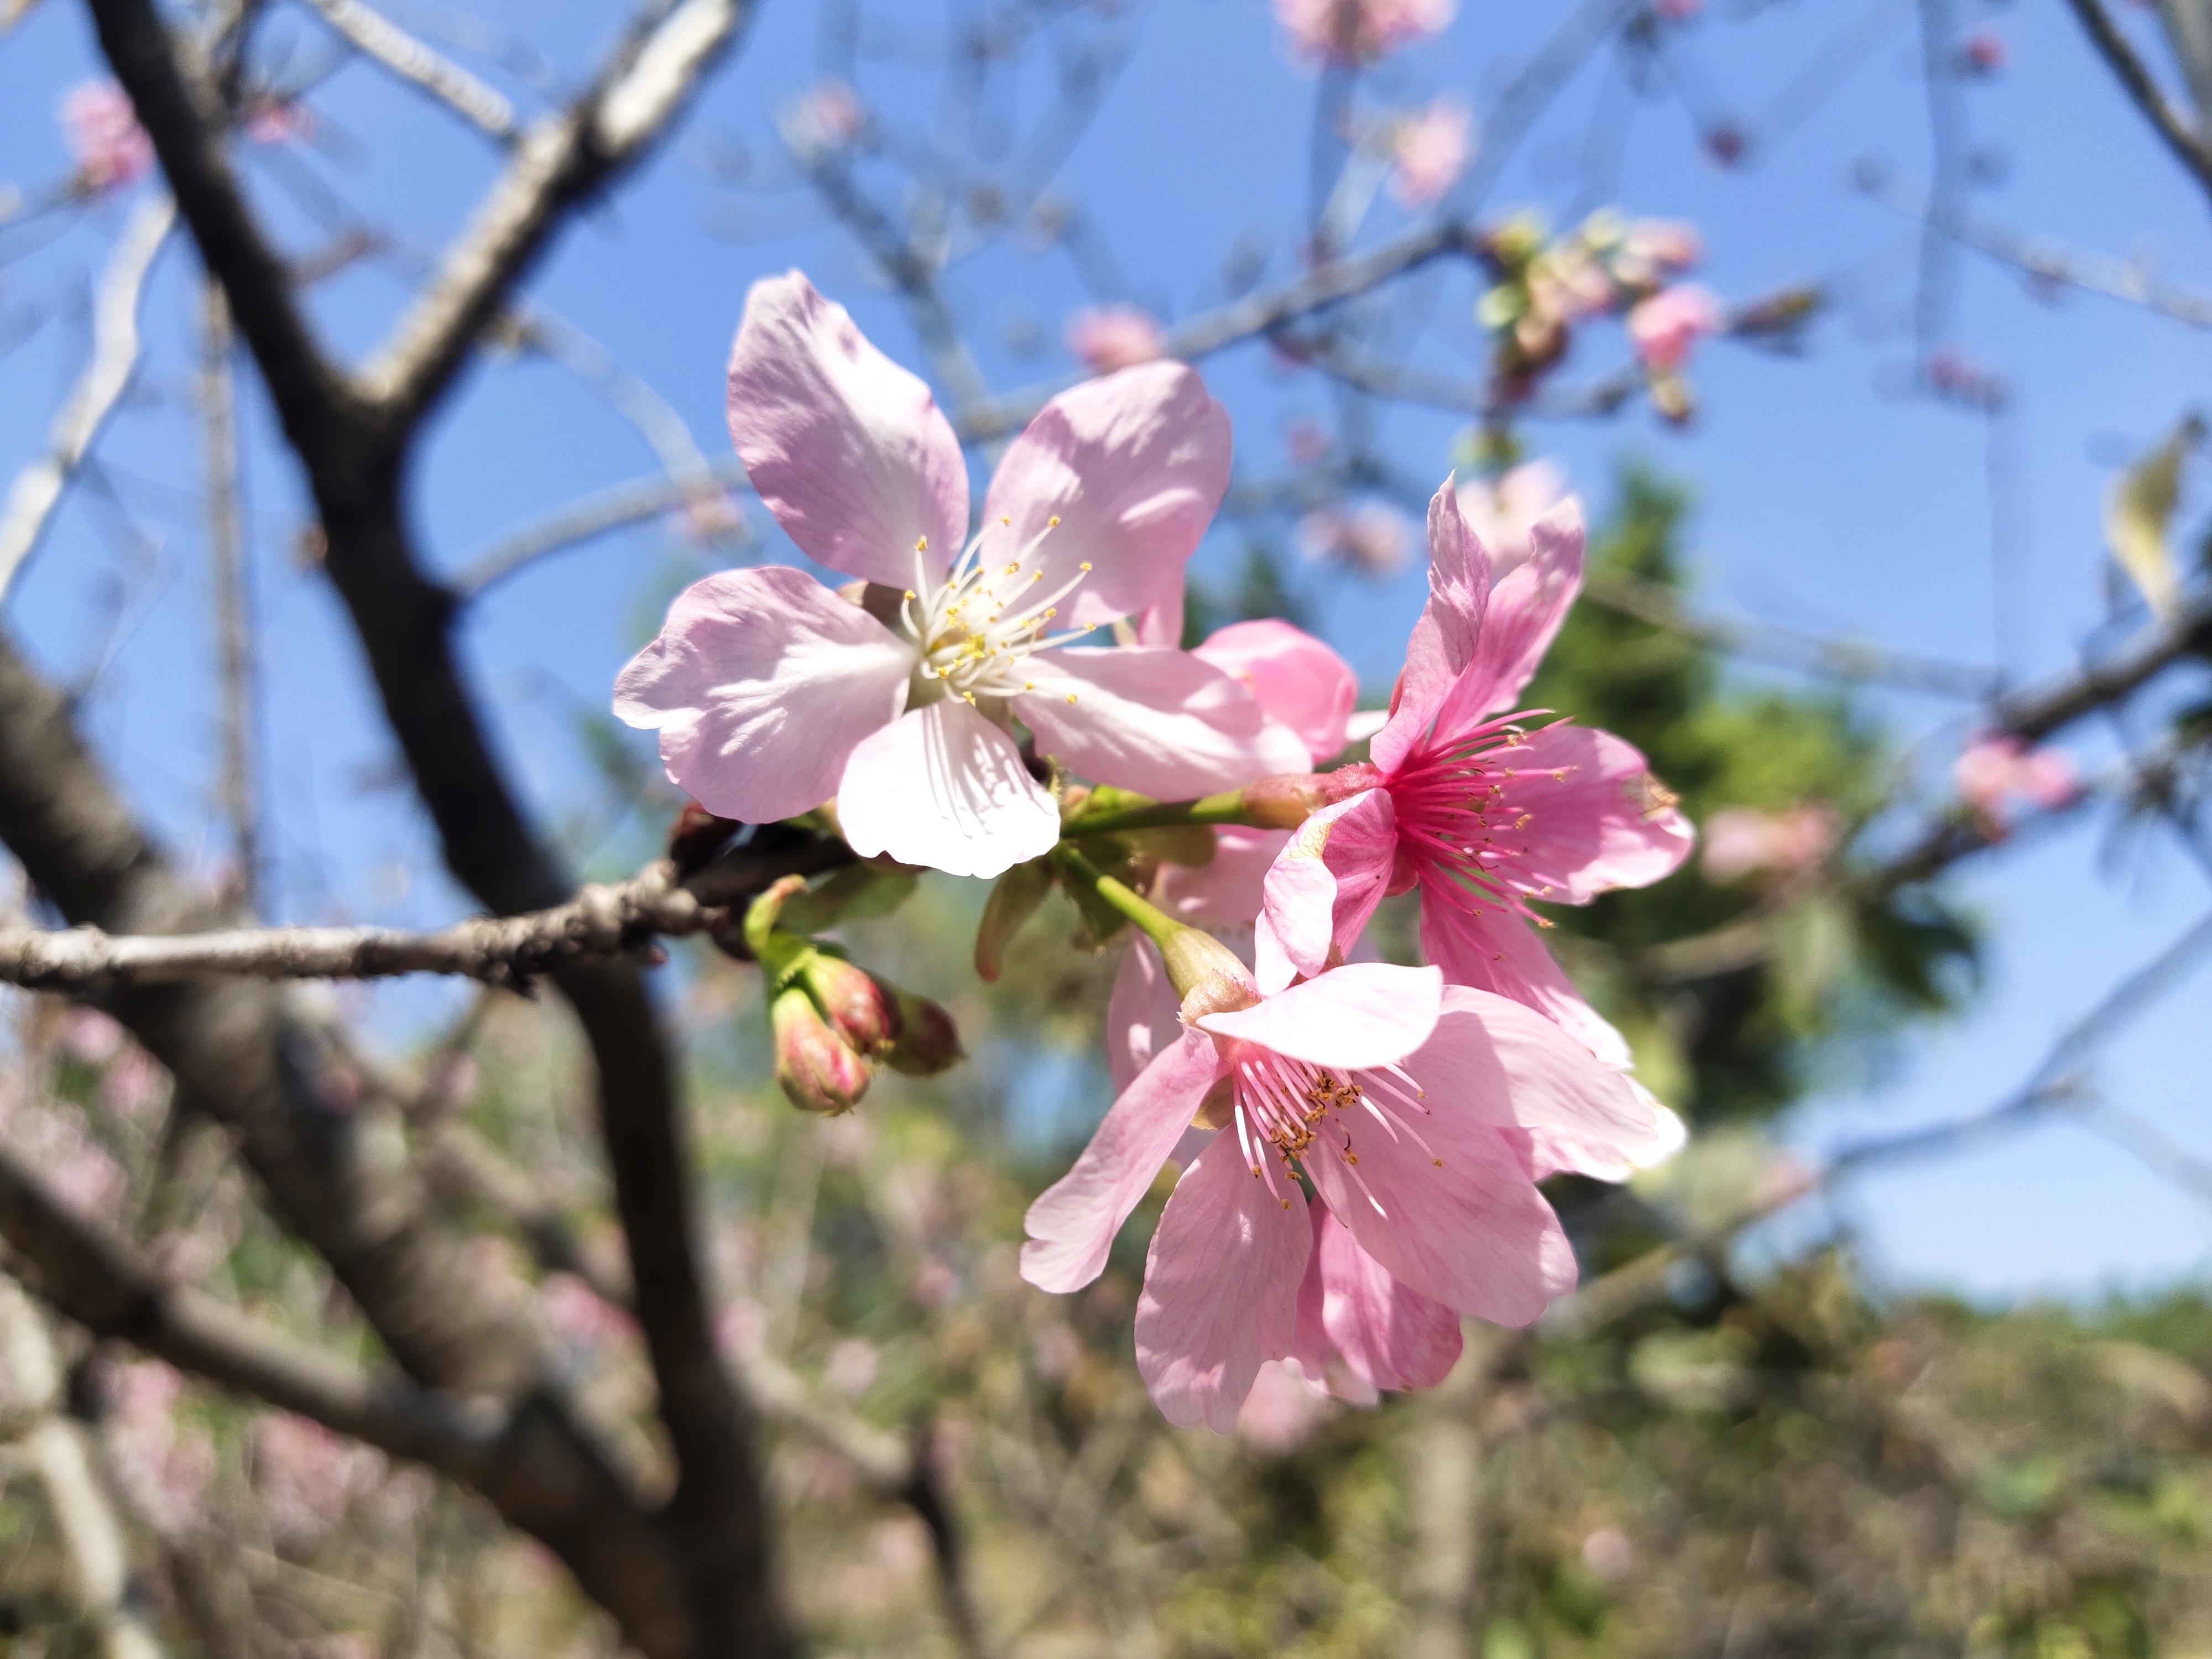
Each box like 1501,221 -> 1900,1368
107,1360 -> 215,1535
1065,304 -> 1167,372
60,81 -> 153,193
1627,284 -> 1725,373
1295,500 -> 1415,576
255,1412 -> 388,1543
1699,804 -> 1841,884
1235,1359 -> 1340,1453
541,1272 -> 638,1350
1954,733 -> 2080,831
1456,459 -> 1568,577
1388,98 -> 1473,207
243,100 -> 314,144
1959,28 -> 2008,75
1275,0 -> 1455,65
787,78 -> 866,150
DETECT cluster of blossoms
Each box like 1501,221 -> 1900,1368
1700,802 -> 1840,886
1387,97 -> 1474,208
620,272 -> 1694,1428
60,80 -> 154,196
1953,732 -> 2079,837
1475,208 -> 1721,422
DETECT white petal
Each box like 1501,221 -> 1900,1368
837,697 -> 1061,879
1015,648 -> 1296,800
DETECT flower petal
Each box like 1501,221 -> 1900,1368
981,362 -> 1232,628
614,566 -> 911,823
1255,789 -> 1398,990
1134,1138 -> 1312,1432
1193,619 -> 1358,766
726,271 -> 968,588
1015,648 -> 1304,800
1372,477 -> 1492,773
1153,827 -> 1290,928
1437,499 -> 1584,728
1302,1081 -> 1573,1326
1106,937 -> 1186,1093
1313,1203 -> 1462,1392
837,697 -> 1061,879
1486,723 -> 1694,902
1417,888 -> 1633,1070
1196,962 -> 1442,1070
1022,1027 -> 1223,1295
1402,987 -> 1653,1147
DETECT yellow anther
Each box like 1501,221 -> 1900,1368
903,588 -> 917,600
1065,693 -> 1078,705
963,691 -> 976,705
1005,562 -> 1020,575
1024,681 -> 1035,690
1079,561 -> 1092,572
916,535 -> 928,552
1000,515 -> 1010,525
1047,515 -> 1060,527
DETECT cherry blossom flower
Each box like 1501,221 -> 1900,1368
1958,28 -> 2007,76
1024,954 -> 1657,1428
1066,305 -> 1167,373
1389,98 -> 1473,208
1699,803 -> 1840,885
1954,732 -> 2080,833
1626,284 -> 1725,374
1254,480 -> 1694,1070
615,272 -> 1296,879
254,1412 -> 387,1543
786,78 -> 867,151
243,100 -> 314,145
1276,0 -> 1455,65
106,1360 -> 214,1535
1296,500 -> 1416,577
1456,460 -> 1567,579
61,81 -> 154,194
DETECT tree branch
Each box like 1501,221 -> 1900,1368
299,0 -> 518,142
0,193 -> 174,601
453,453 -> 753,601
2062,0 -> 2212,202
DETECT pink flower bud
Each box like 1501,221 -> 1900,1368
800,952 -> 900,1055
771,985 -> 871,1114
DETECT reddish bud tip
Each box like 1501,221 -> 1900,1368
771,985 -> 870,1114
800,952 -> 900,1055
884,986 -> 963,1076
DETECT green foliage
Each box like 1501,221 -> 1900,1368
1525,468 -> 1978,1121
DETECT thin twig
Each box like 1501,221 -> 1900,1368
299,0 -> 518,140
200,280 -> 260,909
2060,0 -> 2212,204
453,454 -> 754,599
0,194 -> 175,600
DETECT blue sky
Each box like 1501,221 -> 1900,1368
3,0 -> 2209,1302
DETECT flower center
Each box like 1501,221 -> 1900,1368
898,517 -> 1098,707
1385,712 -> 1559,915
1223,1042 -> 1440,1214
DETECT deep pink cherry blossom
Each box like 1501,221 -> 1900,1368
1024,957 -> 1659,1429
1626,284 -> 1725,374
61,81 -> 154,194
1276,0 -> 1455,65
1255,480 -> 1694,1068
616,273 -> 1297,879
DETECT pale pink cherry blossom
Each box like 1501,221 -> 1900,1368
1626,284 -> 1725,373
1276,0 -> 1456,65
1699,802 -> 1841,885
786,78 -> 867,151
1024,952 -> 1655,1429
1235,1358 -> 1340,1451
1066,305 -> 1167,373
61,81 -> 154,194
243,100 -> 314,145
1254,479 -> 1695,1073
1388,98 -> 1474,208
254,1412 -> 388,1543
615,272 -> 1291,879
106,1360 -> 215,1535
1456,459 -> 1567,580
1296,500 -> 1416,577
1954,732 -> 2080,832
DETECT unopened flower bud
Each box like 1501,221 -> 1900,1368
771,984 -> 870,1114
1156,926 -> 1259,1019
883,986 -> 962,1076
800,951 -> 900,1055
1238,764 -> 1387,829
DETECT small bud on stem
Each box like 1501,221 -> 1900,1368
771,984 -> 871,1114
800,951 -> 900,1055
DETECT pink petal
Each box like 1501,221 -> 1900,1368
837,697 -> 1060,879
1313,1203 -> 1462,1392
726,272 -> 969,588
1484,723 -> 1694,901
1194,619 -> 1358,766
1015,648 -> 1306,800
1417,890 -> 1633,1070
1402,987 -> 1653,1147
981,362 -> 1232,629
1106,938 -> 1185,1093
1255,789 -> 1398,990
1196,962 -> 1441,1071
1302,1083 -> 1574,1327
1022,1028 -> 1223,1295
614,567 -> 911,823
1153,827 -> 1291,928
1436,500 -> 1584,729
1134,1137 -> 1312,1431
1371,478 -> 1493,774
1132,588 -> 1186,648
